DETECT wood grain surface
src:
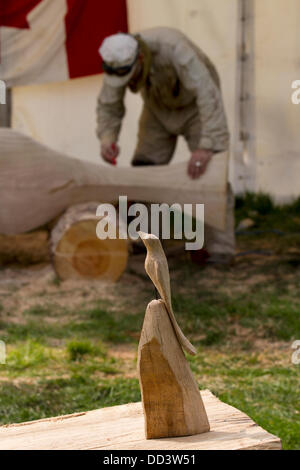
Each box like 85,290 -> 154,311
0,390 -> 281,450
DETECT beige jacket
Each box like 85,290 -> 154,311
96,27 -> 229,152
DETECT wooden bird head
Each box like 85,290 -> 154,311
138,231 -> 160,253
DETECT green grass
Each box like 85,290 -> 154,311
1,284 -> 299,448
6,340 -> 50,371
66,339 -> 106,361
1,336 -> 121,379
23,305 -> 55,316
0,195 -> 299,448
189,351 -> 300,450
1,342 -> 298,449
172,286 -> 300,345
0,302 -> 143,345
218,377 -> 300,450
0,377 -> 140,424
235,192 -> 276,217
2,283 -> 298,349
235,192 -> 300,234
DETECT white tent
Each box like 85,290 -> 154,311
10,0 -> 300,201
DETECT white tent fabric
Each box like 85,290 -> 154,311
9,0 -> 300,201
253,0 -> 300,201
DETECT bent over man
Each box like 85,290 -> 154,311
96,27 -> 235,263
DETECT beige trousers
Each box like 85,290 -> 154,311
132,104 -> 202,166
204,184 -> 235,256
131,106 -> 235,256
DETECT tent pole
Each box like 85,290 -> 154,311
234,0 -> 256,193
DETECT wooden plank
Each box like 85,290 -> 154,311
0,390 -> 281,450
0,129 -> 228,235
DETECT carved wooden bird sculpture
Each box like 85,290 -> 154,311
138,232 -> 196,356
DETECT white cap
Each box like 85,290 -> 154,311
99,33 -> 139,87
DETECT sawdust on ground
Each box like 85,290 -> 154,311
0,248 -> 295,358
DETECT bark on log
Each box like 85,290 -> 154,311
138,299 -> 210,439
50,202 -> 128,281
0,231 -> 49,265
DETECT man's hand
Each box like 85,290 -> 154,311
101,142 -> 120,165
187,149 -> 213,179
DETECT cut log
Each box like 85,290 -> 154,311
50,202 -> 128,281
138,299 -> 210,439
0,129 -> 228,235
0,391 -> 281,450
0,231 -> 49,265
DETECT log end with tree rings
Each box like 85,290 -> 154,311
50,203 -> 128,281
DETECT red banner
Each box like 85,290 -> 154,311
0,0 -> 128,85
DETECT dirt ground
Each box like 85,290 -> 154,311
0,246 -> 296,357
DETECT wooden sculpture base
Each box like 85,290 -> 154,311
0,391 -> 281,450
138,299 -> 209,438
